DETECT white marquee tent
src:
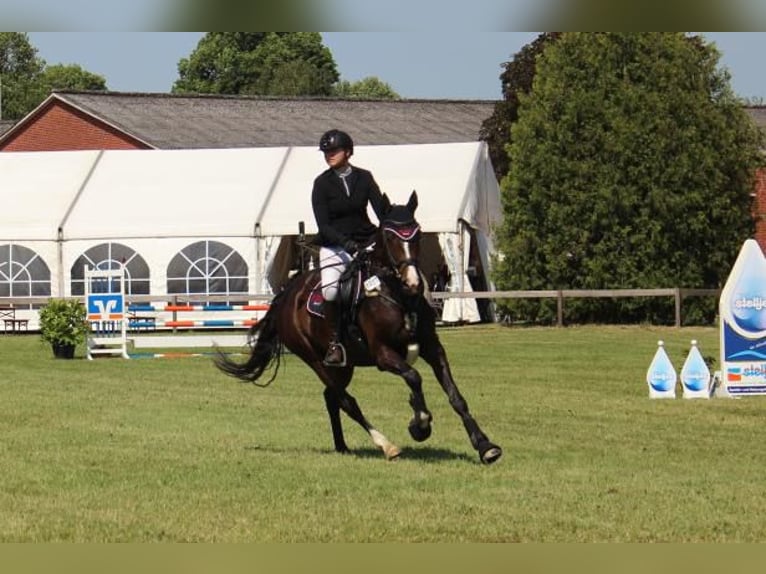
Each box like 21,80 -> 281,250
0,142 -> 501,323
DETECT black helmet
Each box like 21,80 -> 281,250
319,129 -> 354,154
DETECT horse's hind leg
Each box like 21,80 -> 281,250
323,387 -> 349,454
334,388 -> 401,461
310,361 -> 400,460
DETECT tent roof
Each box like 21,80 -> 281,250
3,142 -> 500,243
0,150 -> 101,241
260,142 -> 501,236
62,147 -> 290,240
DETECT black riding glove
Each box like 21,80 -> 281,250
343,240 -> 359,254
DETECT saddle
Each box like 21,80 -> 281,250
307,264 -> 388,359
307,266 -> 367,321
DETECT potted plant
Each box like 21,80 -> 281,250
38,298 -> 88,359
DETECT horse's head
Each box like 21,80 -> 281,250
378,191 -> 422,296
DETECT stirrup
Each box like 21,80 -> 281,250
323,341 -> 347,367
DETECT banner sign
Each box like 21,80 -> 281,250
719,239 -> 766,395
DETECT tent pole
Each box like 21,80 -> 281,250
57,227 -> 64,297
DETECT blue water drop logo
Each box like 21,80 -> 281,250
681,340 -> 710,392
647,341 -> 677,392
730,247 -> 766,334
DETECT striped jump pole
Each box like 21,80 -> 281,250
127,304 -> 270,312
129,318 -> 260,329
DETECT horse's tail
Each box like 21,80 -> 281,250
214,290 -> 287,386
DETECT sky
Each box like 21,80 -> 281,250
22,32 -> 766,102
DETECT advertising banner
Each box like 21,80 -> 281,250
719,239 -> 766,395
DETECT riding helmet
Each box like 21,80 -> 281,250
319,129 -> 354,154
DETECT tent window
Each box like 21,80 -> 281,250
0,244 -> 52,299
70,242 -> 150,296
167,241 -> 248,296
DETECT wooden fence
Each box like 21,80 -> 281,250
429,288 -> 720,327
1,288 -> 719,329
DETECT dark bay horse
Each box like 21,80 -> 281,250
215,191 -> 502,464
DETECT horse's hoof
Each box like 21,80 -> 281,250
408,420 -> 432,442
385,445 -> 402,461
479,444 -> 502,465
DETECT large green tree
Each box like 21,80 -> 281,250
480,33 -> 560,180
173,32 -> 339,96
495,33 -> 763,325
0,32 -> 45,120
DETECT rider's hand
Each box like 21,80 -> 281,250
343,239 -> 359,254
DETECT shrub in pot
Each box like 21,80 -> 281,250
38,298 -> 88,359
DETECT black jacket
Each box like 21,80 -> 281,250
311,165 -> 386,247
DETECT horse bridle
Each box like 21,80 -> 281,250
381,220 -> 421,281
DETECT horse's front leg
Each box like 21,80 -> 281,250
420,336 -> 502,465
374,347 -> 433,443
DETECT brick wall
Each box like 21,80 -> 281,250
0,101 -> 149,151
754,168 -> 766,253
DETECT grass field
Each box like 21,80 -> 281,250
1,324 -> 765,542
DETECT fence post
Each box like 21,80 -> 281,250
172,294 -> 178,334
556,290 -> 564,327
674,287 -> 681,327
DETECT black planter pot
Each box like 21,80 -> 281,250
52,342 -> 76,359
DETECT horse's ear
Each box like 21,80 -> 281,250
407,190 -> 418,213
381,193 -> 392,215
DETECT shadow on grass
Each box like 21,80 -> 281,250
244,443 -> 476,464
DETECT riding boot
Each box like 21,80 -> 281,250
323,300 -> 347,367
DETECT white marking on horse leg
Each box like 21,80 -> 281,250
370,429 -> 401,460
414,410 -> 432,429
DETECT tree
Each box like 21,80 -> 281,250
480,33 -> 560,180
0,34 -> 107,120
0,32 -> 45,120
173,32 -> 339,96
333,77 -> 400,99
40,64 -> 106,93
494,33 -> 764,325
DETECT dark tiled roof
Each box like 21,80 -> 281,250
745,106 -> 766,132
55,91 -> 497,149
0,120 -> 16,137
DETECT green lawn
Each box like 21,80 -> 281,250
1,324 -> 764,542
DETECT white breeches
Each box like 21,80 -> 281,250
319,246 -> 353,301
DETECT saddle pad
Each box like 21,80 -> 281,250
307,281 -> 325,318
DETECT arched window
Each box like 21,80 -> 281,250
0,244 -> 51,298
70,242 -> 150,296
167,240 -> 248,295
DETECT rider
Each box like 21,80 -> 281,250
311,129 -> 387,366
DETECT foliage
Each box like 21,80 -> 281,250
493,33 -> 764,325
2,325 -> 766,541
480,33 -> 560,180
0,33 -> 107,120
173,32 -> 339,96
0,32 -> 45,120
333,76 -> 400,99
39,63 -> 106,93
38,298 -> 88,346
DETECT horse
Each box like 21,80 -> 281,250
215,191 -> 502,465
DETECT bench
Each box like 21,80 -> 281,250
0,306 -> 30,334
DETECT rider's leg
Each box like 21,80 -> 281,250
320,246 -> 349,367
